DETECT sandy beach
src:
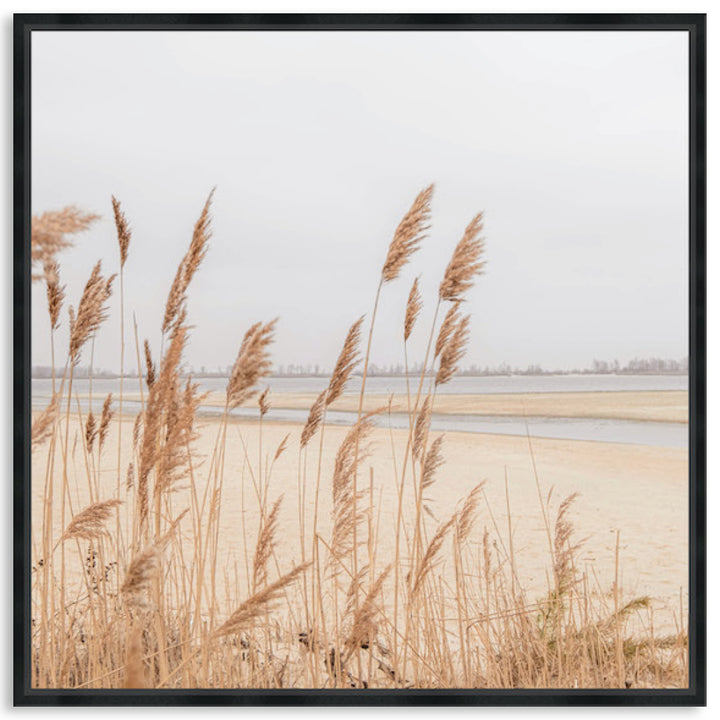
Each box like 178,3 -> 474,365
32,390 -> 689,635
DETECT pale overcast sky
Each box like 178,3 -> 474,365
31,30 -> 688,373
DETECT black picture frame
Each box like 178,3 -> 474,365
13,12 -> 706,707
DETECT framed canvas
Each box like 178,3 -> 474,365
13,13 -> 706,706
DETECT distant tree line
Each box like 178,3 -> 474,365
32,355 -> 689,380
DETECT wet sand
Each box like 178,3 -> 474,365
113,389 -> 688,423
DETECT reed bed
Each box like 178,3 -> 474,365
29,189 -> 688,690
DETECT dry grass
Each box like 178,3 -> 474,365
30,189 -> 688,691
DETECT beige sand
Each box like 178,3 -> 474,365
32,401 -> 688,635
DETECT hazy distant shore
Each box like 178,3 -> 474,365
64,389 -> 688,425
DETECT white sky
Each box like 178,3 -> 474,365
31,30 -> 689,373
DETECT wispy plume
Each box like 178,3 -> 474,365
421,435 -> 444,491
327,317 -> 363,405
31,206 -> 99,281
162,189 -> 214,336
214,563 -> 310,638
31,395 -> 58,451
331,409 -> 384,564
111,196 -> 131,268
258,387 -> 271,417
44,261 -> 65,330
85,412 -> 97,453
59,499 -> 122,543
300,389 -> 327,448
412,397 -> 431,463
435,314 -> 470,387
69,261 -> 116,365
439,213 -> 486,302
343,564 -> 392,661
252,496 -> 283,589
382,185 -> 434,283
404,277 -> 422,342
227,319 -> 277,410
434,301 -> 462,359
98,393 -> 113,452
143,340 -> 156,389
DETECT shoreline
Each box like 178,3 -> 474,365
56,389 -> 688,424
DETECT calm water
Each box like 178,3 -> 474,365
31,374 -> 688,448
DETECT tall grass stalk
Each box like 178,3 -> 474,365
29,191 -> 687,690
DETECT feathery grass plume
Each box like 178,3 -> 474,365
59,499 -> 122,543
435,314 -> 470,387
455,482 -> 485,544
253,496 -> 283,589
343,564 -> 392,661
404,277 -> 422,342
439,213 -> 486,302
301,389 -> 327,448
183,378 -> 207,438
258,387 -> 271,417
98,393 -> 113,452
31,394 -> 58,451
123,622 -> 146,688
163,263 -> 187,337
421,435 -> 445,491
412,396 -> 431,462
138,325 -> 188,526
143,339 -> 156,389
132,411 -> 144,449
126,461 -> 135,491
69,261 -> 116,365
381,184 -> 434,282
111,196 -> 131,268
327,317 -> 363,405
214,562 -> 310,638
183,189 -> 214,287
155,378 -> 203,497
331,409 -> 384,564
274,433 -> 290,462
162,189 -> 214,335
553,492 -> 582,597
68,305 -> 75,343
121,543 -> 162,610
44,261 -> 65,330
227,319 -> 277,410
31,207 -> 99,281
343,565 -> 370,619
85,412 -> 97,453
121,510 -> 187,609
434,301 -> 461,359
410,515 -> 455,599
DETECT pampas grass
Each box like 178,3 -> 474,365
31,394 -> 57,450
29,189 -> 687,691
44,261 -> 64,330
227,320 -> 277,409
327,317 -> 363,405
68,261 -> 116,365
59,499 -> 122,543
439,213 -> 486,302
382,185 -> 433,283
214,563 -> 310,638
404,277 -> 422,342
111,196 -> 131,268
31,206 -> 100,281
